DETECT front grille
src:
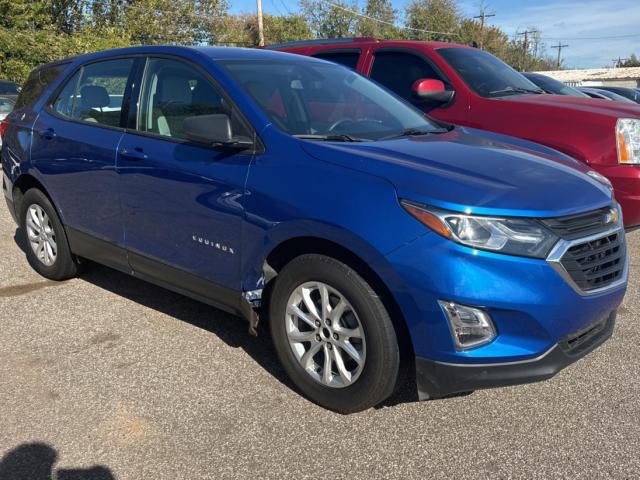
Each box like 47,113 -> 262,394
560,232 -> 625,291
543,207 -> 615,240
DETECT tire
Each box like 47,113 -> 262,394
19,188 -> 79,280
269,254 -> 400,413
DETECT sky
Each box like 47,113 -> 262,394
228,0 -> 640,69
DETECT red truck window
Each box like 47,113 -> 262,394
370,51 -> 441,102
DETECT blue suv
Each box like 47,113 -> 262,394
1,46 -> 628,413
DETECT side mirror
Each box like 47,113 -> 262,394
411,79 -> 455,104
183,114 -> 233,145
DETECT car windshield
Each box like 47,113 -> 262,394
438,47 -> 544,98
523,73 -> 588,97
220,59 -> 443,141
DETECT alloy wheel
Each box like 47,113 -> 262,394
285,281 -> 366,388
25,204 -> 57,267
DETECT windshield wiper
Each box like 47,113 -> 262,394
488,87 -> 545,97
380,127 -> 449,141
294,134 -> 365,142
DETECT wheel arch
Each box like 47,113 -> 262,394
12,174 -> 58,225
261,235 -> 415,365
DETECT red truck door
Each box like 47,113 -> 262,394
362,46 -> 469,125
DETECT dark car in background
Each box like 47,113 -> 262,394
0,96 -> 15,146
596,86 -> 640,104
0,80 -> 21,99
522,72 -> 589,97
580,87 -> 637,103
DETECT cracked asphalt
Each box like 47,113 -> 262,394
0,204 -> 639,479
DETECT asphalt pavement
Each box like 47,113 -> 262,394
0,204 -> 638,479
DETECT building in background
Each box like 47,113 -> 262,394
536,67 -> 640,87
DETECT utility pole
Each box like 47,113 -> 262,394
611,57 -> 628,68
256,0 -> 265,47
473,8 -> 495,50
551,42 -> 569,69
517,29 -> 538,71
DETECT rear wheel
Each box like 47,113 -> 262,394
270,254 -> 400,413
20,188 -> 79,280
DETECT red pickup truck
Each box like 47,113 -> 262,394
271,38 -> 640,228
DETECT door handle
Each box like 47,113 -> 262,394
40,128 -> 57,140
120,147 -> 148,161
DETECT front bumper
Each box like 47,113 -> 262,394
416,311 -> 616,399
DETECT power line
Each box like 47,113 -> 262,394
316,0 -> 459,38
542,33 -> 640,41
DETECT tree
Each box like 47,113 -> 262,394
621,54 -> 640,67
356,0 -> 399,39
405,0 -> 460,41
299,0 -> 358,38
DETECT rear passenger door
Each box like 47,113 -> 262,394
118,56 -> 255,297
31,57 -> 136,267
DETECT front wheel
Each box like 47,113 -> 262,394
269,254 -> 400,413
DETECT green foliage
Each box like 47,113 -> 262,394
405,0 -> 460,41
620,54 -> 640,68
356,0 -> 399,39
300,0 -> 358,38
0,0 -> 618,85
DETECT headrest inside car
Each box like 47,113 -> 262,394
80,85 -> 110,109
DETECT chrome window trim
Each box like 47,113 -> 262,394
546,225 -> 628,296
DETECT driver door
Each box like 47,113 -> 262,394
118,56 -> 256,297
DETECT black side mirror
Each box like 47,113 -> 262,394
183,114 -> 233,145
183,114 -> 254,150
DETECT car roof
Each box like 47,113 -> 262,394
41,45 -> 322,69
268,37 -> 472,52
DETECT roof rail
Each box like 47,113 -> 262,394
264,37 -> 378,50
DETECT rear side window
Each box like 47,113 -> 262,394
136,57 -> 251,142
14,64 -> 67,109
312,51 -> 360,70
52,58 -> 134,128
370,52 -> 441,101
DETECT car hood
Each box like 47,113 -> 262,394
301,126 -> 613,218
498,93 -> 640,117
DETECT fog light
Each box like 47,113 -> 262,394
438,301 -> 496,350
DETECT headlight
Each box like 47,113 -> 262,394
401,201 -> 559,258
616,118 -> 640,164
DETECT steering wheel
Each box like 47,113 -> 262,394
328,117 -> 356,133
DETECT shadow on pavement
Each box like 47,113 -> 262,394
0,443 -> 114,480
12,227 -> 420,410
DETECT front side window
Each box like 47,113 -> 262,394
137,57 -> 251,142
370,52 -> 441,102
312,51 -> 360,70
438,48 -> 543,98
52,58 -> 134,127
221,59 -> 442,141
